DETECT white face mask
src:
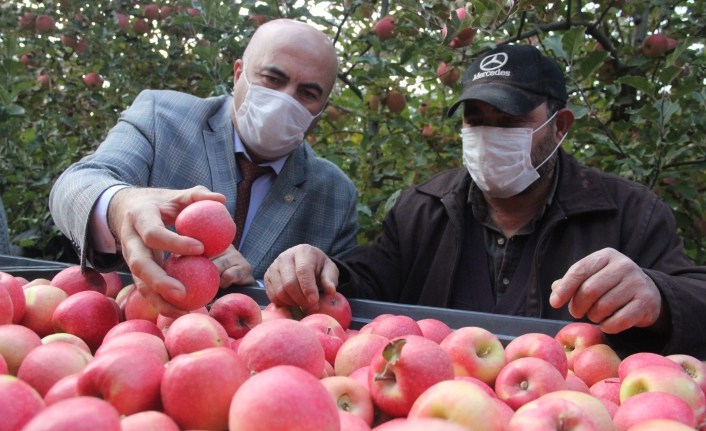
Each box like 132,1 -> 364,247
234,68 -> 322,159
461,111 -> 566,198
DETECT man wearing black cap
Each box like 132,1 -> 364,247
263,45 -> 706,357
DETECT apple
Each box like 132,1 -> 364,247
613,391 -> 695,431
442,8 -> 477,48
455,376 -> 497,398
620,364 -> 706,424
327,105 -> 344,122
374,16 -> 396,41
14,276 -> 29,286
0,283 -> 12,325
17,342 -> 92,397
590,377 -> 621,405
209,293 -> 262,339
248,15 -> 268,27
42,333 -> 91,353
74,41 -> 87,53
0,272 -> 25,324
52,290 -> 120,352
115,13 -> 129,30
100,272 -> 123,299
35,14 -> 54,33
162,254 -> 220,310
174,200 -> 235,258
494,357 -> 567,411
43,373 -> 80,406
301,313 -> 347,340
385,91 -> 406,114
408,379 -> 504,431
314,291 -> 353,330
124,287 -> 159,323
339,411 -> 370,431
0,324 -> 42,375
264,302 -> 305,320
554,322 -> 608,371
156,306 -> 207,331
368,335 -> 455,418
50,266 -> 107,296
308,322 -> 344,366
349,365 -> 370,390
21,396 -> 121,431
504,332 -> 569,378
18,12 -> 35,30
440,326 -> 506,387
437,62 -> 461,87
115,284 -> 133,308
0,375 -> 46,431
507,396 -> 598,431
23,278 -> 51,288
542,390 -> 616,431
0,354 -> 6,374
346,328 -> 360,338
143,4 -> 160,21
372,418 -> 470,431
624,419 -> 697,430
103,318 -> 164,343
21,285 -> 68,337
668,354 -> 706,396
370,314 -> 422,339
421,125 -> 434,138
120,411 -> 179,431
321,375 -> 375,425
566,372 -> 591,393
83,72 -> 102,89
260,308 -> 286,323
573,343 -> 621,387
335,333 -> 390,377
229,365 -> 340,431
369,94 -> 380,111
160,6 -> 172,19
164,313 -> 230,357
186,8 -> 201,17
322,360 -> 335,378
642,33 -> 669,58
416,318 -> 452,344
95,332 -> 169,364
618,352 -> 683,381
238,318 -> 325,377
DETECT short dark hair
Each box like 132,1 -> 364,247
546,97 -> 566,116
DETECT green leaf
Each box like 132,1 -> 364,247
659,65 -> 683,86
579,51 -> 611,79
568,103 -> 590,119
616,76 -> 655,99
6,105 -> 25,116
661,100 -> 680,125
384,189 -> 402,214
543,36 -> 565,61
382,339 -> 406,364
356,203 -> 372,217
561,26 -> 586,61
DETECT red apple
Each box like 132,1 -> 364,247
74,41 -> 87,54
0,272 -> 25,324
124,287 -> 159,323
301,312 -> 346,340
408,379 -> 504,430
0,375 -> 45,430
416,318 -> 452,344
35,14 -> 54,33
0,283 -> 11,325
618,352 -> 683,381
17,342 -> 92,397
175,200 -> 236,258
18,12 -> 36,30
614,391 -> 695,431
339,410 -> 370,431
507,396 -> 598,431
0,354 -> 6,374
95,332 -> 169,364
134,16 -> 150,32
209,293 -> 262,339
24,278 -> 51,288
308,322 -> 344,366
314,291 -> 352,330
159,6 -> 172,19
668,354 -> 706,397
335,333 -> 390,377
504,332 -> 569,378
100,272 -> 123,299
229,365 -> 340,431
642,33 -> 669,58
42,333 -> 91,353
373,418 -> 469,431
50,266 -> 106,296
52,290 -> 120,352
21,396 -> 121,431
14,276 -> 29,286
164,313 -> 230,357
0,324 -> 42,375
442,8 -> 477,48
385,91 -> 406,114
541,390 -> 616,431
573,343 -> 621,387
590,377 -> 621,405
238,318 -> 325,377
321,375 -> 375,425
264,301 -> 305,320
437,62 -> 461,87
43,373 -> 80,406
624,419 -> 696,430
21,285 -> 68,337
455,376 -> 497,398
555,322 -> 608,371
162,254 -> 220,310
566,372 -> 591,393
370,314 -> 423,339
667,38 -> 679,50
248,15 -> 268,27
156,305 -> 207,331
186,7 -> 200,17
143,4 -> 160,21
440,326 -> 506,387
121,411 -> 179,431
115,13 -> 129,30
374,16 -> 396,42
620,364 -> 706,424
103,318 -> 164,343
368,335 -> 455,417
60,34 -> 77,48
494,357 -> 567,411
83,72 -> 102,89
349,365 -> 369,390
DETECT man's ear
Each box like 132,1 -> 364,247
233,59 -> 244,82
555,107 -> 575,142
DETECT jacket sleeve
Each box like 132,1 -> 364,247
325,179 -> 359,261
606,194 -> 706,359
49,90 -> 158,272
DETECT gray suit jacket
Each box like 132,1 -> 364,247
49,90 -> 359,278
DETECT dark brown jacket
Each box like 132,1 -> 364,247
338,150 -> 706,358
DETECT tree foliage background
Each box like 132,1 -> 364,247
1,0 -> 705,263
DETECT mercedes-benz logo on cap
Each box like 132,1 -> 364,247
480,53 -> 508,71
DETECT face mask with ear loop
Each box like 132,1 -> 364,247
461,111 -> 567,198
233,67 -> 324,159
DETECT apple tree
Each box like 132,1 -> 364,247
1,0 -> 705,263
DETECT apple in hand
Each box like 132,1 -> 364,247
50,266 -> 107,296
494,357 -> 567,411
554,322 -> 607,371
0,375 -> 46,431
504,332 -> 569,378
613,391 -> 695,431
440,326 -> 506,386
162,347 -> 250,431
209,293 -> 262,339
229,365 -> 340,431
312,291 -> 352,330
368,335 -> 455,418
162,254 -> 220,310
22,396 -> 121,431
175,200 -> 236,258
321,375 -> 375,425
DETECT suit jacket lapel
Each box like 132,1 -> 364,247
202,98 -> 238,216
240,143 -> 309,270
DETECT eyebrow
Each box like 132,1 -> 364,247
262,66 -> 324,97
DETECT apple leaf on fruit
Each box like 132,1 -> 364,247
382,339 -> 407,365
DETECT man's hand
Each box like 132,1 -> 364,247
264,244 -> 338,309
109,185 -> 226,317
549,247 -> 667,334
211,245 -> 255,288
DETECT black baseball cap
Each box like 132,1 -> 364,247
448,44 -> 567,117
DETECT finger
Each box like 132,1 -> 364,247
264,265 -> 286,305
318,258 -> 339,296
566,267 -> 624,319
597,299 -> 654,334
125,240 -> 185,302
294,253 -> 323,307
219,266 -> 255,288
268,256 -> 300,307
133,211 -> 204,256
134,276 -> 187,319
550,249 -> 612,309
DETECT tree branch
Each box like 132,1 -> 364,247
337,73 -> 363,100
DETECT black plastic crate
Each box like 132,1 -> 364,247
5,268 -> 133,287
0,254 -> 70,272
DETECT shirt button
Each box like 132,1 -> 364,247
497,238 -> 505,245
502,278 -> 510,285
284,194 -> 294,203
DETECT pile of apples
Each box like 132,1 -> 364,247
1,200 -> 706,430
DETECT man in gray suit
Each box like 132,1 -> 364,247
49,19 -> 358,316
